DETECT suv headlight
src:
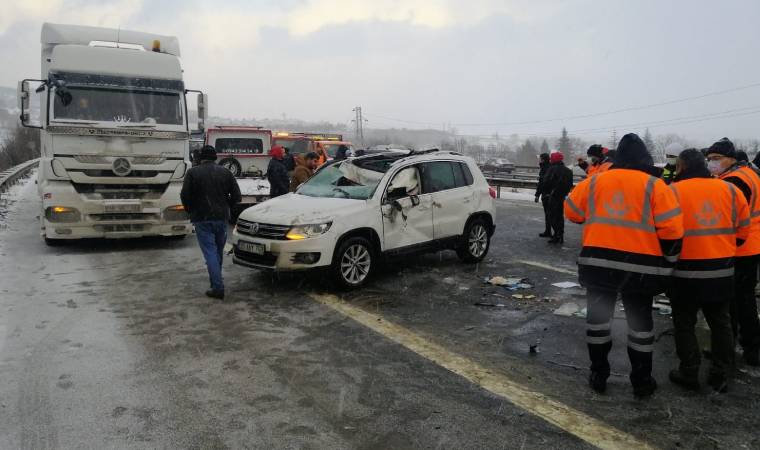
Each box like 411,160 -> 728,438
285,222 -> 332,240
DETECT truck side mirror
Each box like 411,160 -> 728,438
197,93 -> 208,131
17,81 -> 30,123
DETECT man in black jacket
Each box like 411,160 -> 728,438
267,145 -> 290,198
535,153 -> 552,238
181,145 -> 242,299
543,151 -> 574,244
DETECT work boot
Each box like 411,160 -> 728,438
548,235 -> 564,245
205,289 -> 225,300
744,347 -> 759,366
632,377 -> 658,399
539,231 -> 552,238
588,371 -> 608,394
707,373 -> 728,393
669,369 -> 700,391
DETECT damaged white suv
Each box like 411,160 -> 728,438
231,150 -> 496,288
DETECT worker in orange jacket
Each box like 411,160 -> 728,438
706,138 -> 760,366
565,133 -> 684,398
314,142 -> 329,166
668,149 -> 750,393
577,144 -> 613,177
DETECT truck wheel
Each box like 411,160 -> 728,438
456,218 -> 490,263
331,236 -> 374,289
219,158 -> 242,177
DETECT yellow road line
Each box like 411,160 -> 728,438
517,260 -> 578,275
309,293 -> 654,450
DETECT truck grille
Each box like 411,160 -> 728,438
236,219 -> 290,240
72,183 -> 168,200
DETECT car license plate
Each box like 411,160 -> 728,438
238,241 -> 265,255
104,203 -> 141,213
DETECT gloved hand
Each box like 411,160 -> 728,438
534,195 -> 540,203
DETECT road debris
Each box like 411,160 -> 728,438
572,307 -> 587,318
552,281 -> 581,289
485,276 -> 534,290
553,303 -> 581,317
512,294 -> 536,300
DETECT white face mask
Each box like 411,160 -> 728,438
707,160 -> 724,176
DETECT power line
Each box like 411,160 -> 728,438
366,80 -> 760,128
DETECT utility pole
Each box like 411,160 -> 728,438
610,129 -> 618,149
352,106 -> 364,146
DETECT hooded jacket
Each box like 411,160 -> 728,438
290,158 -> 314,192
180,161 -> 242,222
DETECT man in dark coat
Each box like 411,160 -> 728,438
535,153 -> 552,237
543,151 -> 574,244
267,145 -> 290,198
180,145 -> 242,299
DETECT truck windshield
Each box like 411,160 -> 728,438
297,162 -> 382,200
273,139 -> 309,155
53,87 -> 184,125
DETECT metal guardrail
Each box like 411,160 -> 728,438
0,158 -> 39,193
485,170 -> 585,198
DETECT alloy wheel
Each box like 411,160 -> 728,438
468,224 -> 488,258
340,244 -> 371,285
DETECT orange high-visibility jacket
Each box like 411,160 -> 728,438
565,168 -> 684,275
719,165 -> 760,257
586,161 -> 613,177
671,178 -> 750,279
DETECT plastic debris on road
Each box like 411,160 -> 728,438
552,281 -> 581,289
573,307 -> 587,318
485,276 -> 534,291
512,294 -> 536,300
553,303 -> 581,317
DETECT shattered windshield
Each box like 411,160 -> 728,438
53,87 -> 184,125
297,161 -> 386,200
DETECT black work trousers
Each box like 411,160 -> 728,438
732,256 -> 760,351
586,288 -> 655,386
671,282 -> 733,378
548,194 -> 565,238
541,195 -> 551,234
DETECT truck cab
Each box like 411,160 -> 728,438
18,23 -> 207,244
205,126 -> 273,177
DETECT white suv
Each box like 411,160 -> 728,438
231,150 -> 496,288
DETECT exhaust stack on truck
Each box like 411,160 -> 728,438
18,23 -> 207,244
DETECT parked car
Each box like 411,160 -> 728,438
231,150 -> 497,289
480,158 -> 515,174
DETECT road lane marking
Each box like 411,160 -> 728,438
309,293 -> 653,450
516,260 -> 577,275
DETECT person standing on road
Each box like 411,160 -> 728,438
706,138 -> 760,366
314,142 -> 329,166
180,145 -> 242,300
335,145 -> 350,161
290,152 -> 319,192
283,147 -> 296,179
578,145 -> 612,176
661,143 -> 684,185
668,149 -> 750,392
267,145 -> 290,198
535,153 -> 553,238
564,133 -> 684,398
543,151 -> 573,244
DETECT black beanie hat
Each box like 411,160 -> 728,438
586,144 -> 604,159
707,138 -> 736,158
200,145 -> 217,161
615,133 -> 651,167
676,148 -> 710,180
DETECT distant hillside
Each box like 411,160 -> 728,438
0,86 -> 17,129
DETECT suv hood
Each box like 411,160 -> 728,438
239,193 -> 366,225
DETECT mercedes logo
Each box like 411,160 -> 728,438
251,222 -> 260,234
112,158 -> 132,177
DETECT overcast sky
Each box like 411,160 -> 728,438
1,0 -> 759,144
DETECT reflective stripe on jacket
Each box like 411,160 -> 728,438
720,165 -> 760,257
564,168 -> 684,276
671,178 -> 750,279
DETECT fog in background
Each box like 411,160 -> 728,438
1,0 -> 759,155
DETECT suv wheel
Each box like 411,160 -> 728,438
219,158 -> 242,177
457,218 -> 490,262
332,236 -> 374,289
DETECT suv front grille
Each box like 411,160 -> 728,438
236,219 -> 290,240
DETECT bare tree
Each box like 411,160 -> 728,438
0,126 -> 40,171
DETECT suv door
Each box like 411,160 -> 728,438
421,161 -> 476,239
381,165 -> 434,251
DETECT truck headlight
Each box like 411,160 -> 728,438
45,206 -> 80,223
285,222 -> 332,240
164,205 -> 188,221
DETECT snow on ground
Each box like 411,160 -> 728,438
493,188 -> 536,202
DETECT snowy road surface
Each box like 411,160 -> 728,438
1,174 -> 759,449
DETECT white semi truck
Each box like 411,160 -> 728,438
18,23 -> 207,245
